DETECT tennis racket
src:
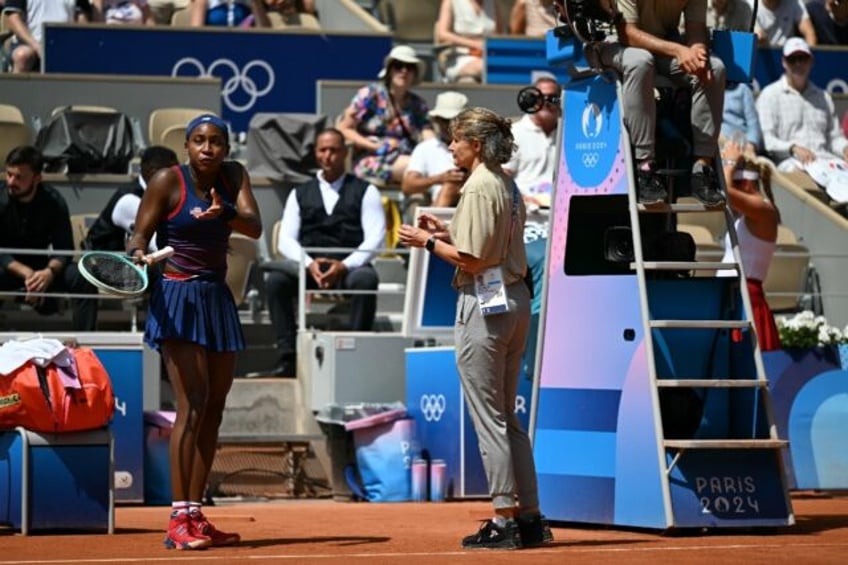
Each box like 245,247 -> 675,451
78,246 -> 175,297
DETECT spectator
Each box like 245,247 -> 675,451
337,45 -> 433,185
843,108 -> 848,138
504,75 -> 560,207
806,0 -> 848,45
2,0 -> 91,73
718,139 -> 782,351
721,81 -> 763,156
596,0 -> 726,207
509,0 -> 557,37
756,37 -> 848,171
402,91 -> 470,209
92,0 -> 154,24
0,146 -> 98,331
83,146 -> 178,252
191,0 -> 255,26
249,129 -> 385,378
436,0 -> 499,83
755,0 -> 817,46
707,0 -> 754,31
252,0 -> 318,27
147,0 -> 189,25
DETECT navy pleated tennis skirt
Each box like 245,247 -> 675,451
144,276 -> 245,353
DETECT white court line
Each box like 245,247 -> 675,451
2,543 -> 848,565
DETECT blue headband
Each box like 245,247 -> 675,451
185,114 -> 229,143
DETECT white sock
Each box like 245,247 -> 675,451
171,501 -> 189,515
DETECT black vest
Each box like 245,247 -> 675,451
84,181 -> 144,251
296,174 -> 369,260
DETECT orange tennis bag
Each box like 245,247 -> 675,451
0,346 -> 115,433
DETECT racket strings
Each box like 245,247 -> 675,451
83,255 -> 145,293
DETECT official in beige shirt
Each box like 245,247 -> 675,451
399,107 -> 549,550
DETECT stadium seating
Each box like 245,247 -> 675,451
676,196 -> 728,243
0,104 -> 31,169
227,232 -> 259,307
764,240 -> 812,313
677,223 -> 725,277
170,7 -> 192,27
148,107 -> 212,157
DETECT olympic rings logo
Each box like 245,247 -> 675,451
582,152 -> 600,168
171,57 -> 275,113
420,394 -> 447,422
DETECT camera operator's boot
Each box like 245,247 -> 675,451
636,162 -> 667,205
691,161 -> 726,208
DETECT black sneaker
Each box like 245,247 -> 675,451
691,165 -> 726,207
636,168 -> 668,205
517,513 -> 554,547
461,519 -> 522,550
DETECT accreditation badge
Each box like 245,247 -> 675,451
475,266 -> 510,316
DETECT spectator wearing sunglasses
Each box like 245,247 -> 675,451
756,37 -> 848,172
337,45 -> 434,185
503,76 -> 560,208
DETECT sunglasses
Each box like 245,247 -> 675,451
390,61 -> 418,73
785,54 -> 811,65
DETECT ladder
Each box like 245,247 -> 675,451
625,137 -> 795,526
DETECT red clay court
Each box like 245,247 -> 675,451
2,492 -> 847,564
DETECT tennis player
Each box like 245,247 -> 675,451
127,114 -> 262,550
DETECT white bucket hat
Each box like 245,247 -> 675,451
428,91 -> 469,120
378,45 -> 426,84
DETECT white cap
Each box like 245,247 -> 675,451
378,45 -> 426,84
782,37 -> 812,58
428,91 -> 469,120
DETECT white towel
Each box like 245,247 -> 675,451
0,338 -> 69,376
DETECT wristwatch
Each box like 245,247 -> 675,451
425,236 -> 437,252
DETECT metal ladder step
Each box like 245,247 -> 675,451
637,203 -> 725,213
664,439 -> 787,449
649,320 -> 751,329
657,379 -> 767,388
634,261 -> 738,271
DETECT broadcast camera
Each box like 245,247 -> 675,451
552,0 -> 621,44
517,1 -> 621,113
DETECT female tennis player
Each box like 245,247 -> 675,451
126,114 -> 262,550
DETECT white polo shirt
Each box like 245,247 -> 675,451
405,137 -> 456,199
504,114 -> 557,198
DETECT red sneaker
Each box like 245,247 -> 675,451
164,512 -> 212,550
190,510 -> 241,547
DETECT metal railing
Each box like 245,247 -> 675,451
294,246 -> 408,330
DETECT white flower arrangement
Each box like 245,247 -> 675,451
777,311 -> 848,349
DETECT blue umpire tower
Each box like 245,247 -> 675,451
528,1 -> 795,530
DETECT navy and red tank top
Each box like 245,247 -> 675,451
157,164 -> 239,279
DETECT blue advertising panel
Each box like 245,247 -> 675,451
763,346 -> 848,490
98,348 -> 144,503
753,47 -> 848,95
43,25 -> 392,133
406,347 -> 534,498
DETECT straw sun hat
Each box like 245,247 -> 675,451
378,45 -> 426,84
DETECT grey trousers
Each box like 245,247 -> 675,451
454,280 -> 537,511
601,44 -> 726,161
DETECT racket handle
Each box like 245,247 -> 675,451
145,246 -> 175,264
